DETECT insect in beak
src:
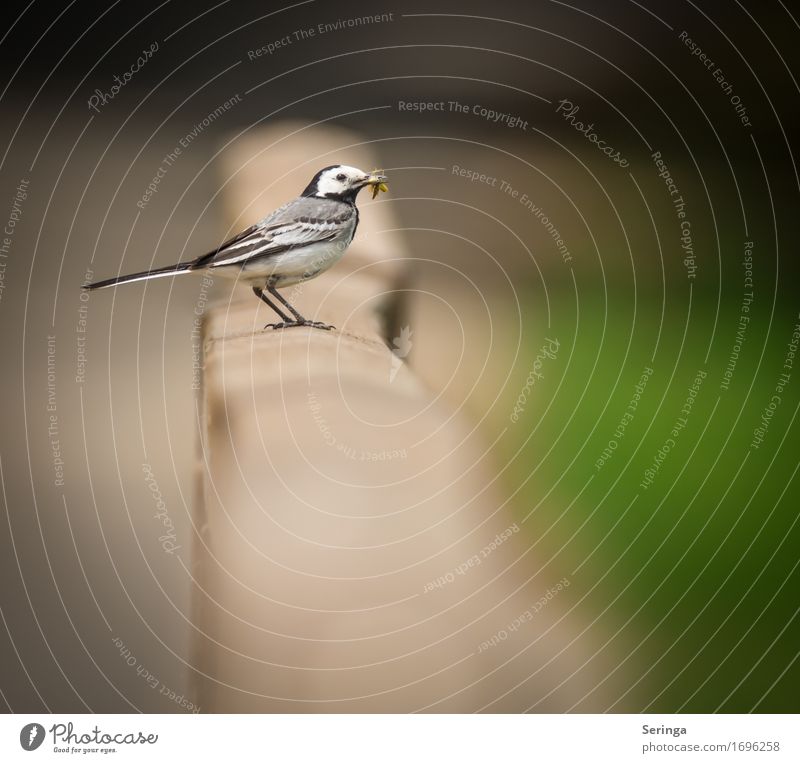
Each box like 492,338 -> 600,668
366,170 -> 388,199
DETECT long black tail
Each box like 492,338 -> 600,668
83,261 -> 195,291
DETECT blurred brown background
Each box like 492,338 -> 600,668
1,0 -> 799,712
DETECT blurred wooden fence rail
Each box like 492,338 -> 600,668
190,125 -> 604,712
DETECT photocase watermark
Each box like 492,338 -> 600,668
503,179 -> 573,264
477,577 -> 570,653
651,150 -> 696,279
307,391 -> 408,461
398,99 -> 529,131
190,273 -> 214,391
47,336 -> 65,488
75,267 -> 93,384
678,30 -> 751,128
423,523 -> 520,593
595,366 -> 654,472
113,635 -> 198,712
750,313 -> 799,450
389,325 -> 413,382
49,722 -> 158,751
0,178 -> 30,306
452,165 -> 501,188
639,369 -> 707,489
19,723 -> 45,751
87,42 -> 159,113
446,99 -> 528,130
142,464 -> 180,554
247,12 -> 395,59
720,240 -> 754,391
452,165 -> 572,263
556,99 -> 629,168
510,337 -> 560,423
137,94 -> 243,210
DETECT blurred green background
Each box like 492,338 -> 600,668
1,0 -> 798,712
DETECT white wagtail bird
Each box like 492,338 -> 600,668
84,165 -> 388,330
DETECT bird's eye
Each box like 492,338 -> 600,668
336,173 -> 346,181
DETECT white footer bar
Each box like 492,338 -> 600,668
1,714 -> 795,762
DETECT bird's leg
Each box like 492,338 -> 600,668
252,286 -> 293,329
267,285 -> 334,331
266,285 -> 306,321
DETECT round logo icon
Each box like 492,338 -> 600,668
20,723 -> 45,751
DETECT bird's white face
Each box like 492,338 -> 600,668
312,165 -> 371,197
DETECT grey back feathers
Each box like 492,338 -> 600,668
201,197 -> 356,269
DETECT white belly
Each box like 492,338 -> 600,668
213,237 -> 352,288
